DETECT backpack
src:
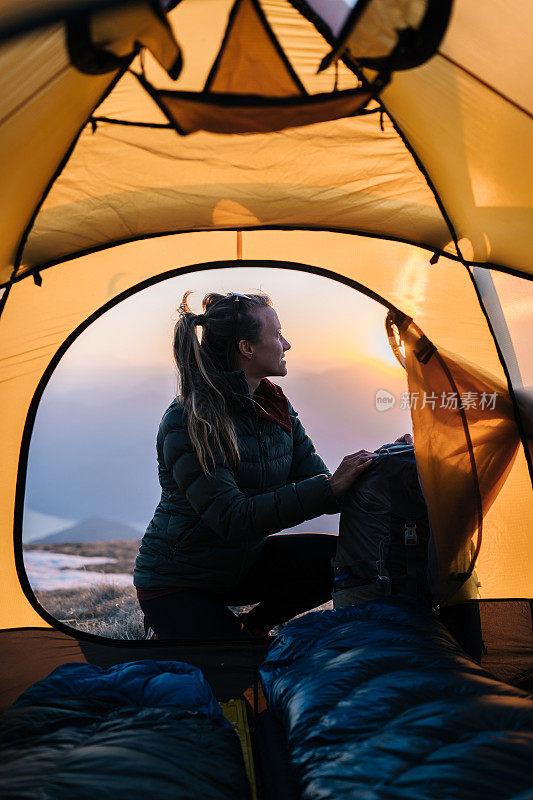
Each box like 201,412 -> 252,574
332,442 -> 434,608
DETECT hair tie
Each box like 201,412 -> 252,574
194,314 -> 206,327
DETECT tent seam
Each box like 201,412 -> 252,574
205,0 -> 308,96
374,100 -> 464,263
437,51 -> 533,120
0,60 -> 132,323
4,228 -> 532,294
7,225 -> 531,291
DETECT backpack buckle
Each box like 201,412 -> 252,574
405,522 -> 417,546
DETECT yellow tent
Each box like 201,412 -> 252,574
0,0 -> 531,707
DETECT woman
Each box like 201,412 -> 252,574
134,290 -> 383,639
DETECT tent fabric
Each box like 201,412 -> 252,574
0,0 -> 183,283
0,629 -> 87,712
441,600 -> 533,690
207,0 -> 305,97
0,625 -> 270,713
144,82 -> 374,136
0,0 -> 531,281
16,86 -> 451,276
260,597 -> 533,800
0,0 -> 130,43
143,0 -> 378,136
401,320 -> 522,603
0,24 -> 119,280
334,0 -> 430,62
378,0 -> 533,274
0,0 -> 531,639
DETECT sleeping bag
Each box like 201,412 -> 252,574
0,660 -> 252,800
260,596 -> 533,800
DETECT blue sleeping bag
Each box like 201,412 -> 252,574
0,660 -> 251,800
260,597 -> 533,800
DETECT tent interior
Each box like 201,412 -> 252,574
1,0 -> 532,785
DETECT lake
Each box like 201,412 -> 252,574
24,550 -> 133,591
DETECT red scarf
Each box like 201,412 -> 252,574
252,378 -> 292,433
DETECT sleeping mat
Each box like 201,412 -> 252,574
0,660 -> 251,799
260,596 -> 533,800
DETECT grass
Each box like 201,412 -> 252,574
35,582 -> 262,640
26,540 -> 144,638
35,583 -> 145,639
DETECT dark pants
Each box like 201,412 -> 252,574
138,533 -> 337,640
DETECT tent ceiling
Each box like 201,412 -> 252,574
1,0 -> 532,288
21,99 -> 452,274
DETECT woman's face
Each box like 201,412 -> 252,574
248,306 -> 291,379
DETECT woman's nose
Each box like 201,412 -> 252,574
283,338 -> 291,351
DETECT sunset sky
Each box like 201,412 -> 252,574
56,266 -> 404,378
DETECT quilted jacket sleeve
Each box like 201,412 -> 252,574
163,416 -> 339,543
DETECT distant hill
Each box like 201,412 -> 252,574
38,516 -> 142,543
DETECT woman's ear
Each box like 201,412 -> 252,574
238,339 -> 254,360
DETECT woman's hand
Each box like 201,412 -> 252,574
329,450 -> 378,497
395,433 -> 413,445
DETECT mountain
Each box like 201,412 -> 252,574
38,516 -> 142,543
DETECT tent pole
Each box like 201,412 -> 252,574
470,267 -> 523,389
470,266 -> 533,481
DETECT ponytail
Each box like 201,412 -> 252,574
173,290 -> 271,474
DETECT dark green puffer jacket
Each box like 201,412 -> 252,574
134,370 -> 340,593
